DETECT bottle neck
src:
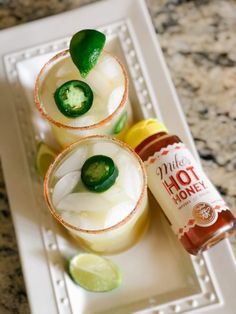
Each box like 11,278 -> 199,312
135,131 -> 168,153
135,132 -> 182,161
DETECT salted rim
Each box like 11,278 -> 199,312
34,49 -> 129,130
44,135 -> 147,234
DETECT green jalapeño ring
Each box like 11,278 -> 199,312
35,50 -> 132,147
44,135 -> 149,254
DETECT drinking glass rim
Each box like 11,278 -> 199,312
34,49 -> 129,130
44,135 -> 147,234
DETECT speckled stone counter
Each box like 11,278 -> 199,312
0,0 -> 235,313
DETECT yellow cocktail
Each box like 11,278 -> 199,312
44,135 -> 149,254
35,50 -> 132,147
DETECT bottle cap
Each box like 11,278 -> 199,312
124,118 -> 168,149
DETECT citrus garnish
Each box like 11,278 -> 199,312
81,155 -> 119,192
69,29 -> 106,78
54,80 -> 93,118
35,142 -> 57,177
113,111 -> 128,134
68,253 -> 122,292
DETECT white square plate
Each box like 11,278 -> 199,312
0,0 -> 235,313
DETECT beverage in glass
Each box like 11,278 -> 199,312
44,135 -> 149,254
35,50 -> 132,147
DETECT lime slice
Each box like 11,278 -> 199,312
69,29 -> 106,78
35,142 -> 57,177
69,253 -> 122,292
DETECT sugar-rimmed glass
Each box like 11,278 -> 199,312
44,135 -> 149,254
35,50 -> 132,147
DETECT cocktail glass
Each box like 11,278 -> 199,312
35,50 -> 132,147
44,135 -> 149,254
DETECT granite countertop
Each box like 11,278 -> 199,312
0,0 -> 235,313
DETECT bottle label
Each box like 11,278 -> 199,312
144,142 -> 229,238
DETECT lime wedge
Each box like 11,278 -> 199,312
68,253 -> 122,292
69,29 -> 106,78
35,142 -> 57,177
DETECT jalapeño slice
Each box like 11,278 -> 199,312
113,111 -> 128,134
81,155 -> 118,192
54,80 -> 93,118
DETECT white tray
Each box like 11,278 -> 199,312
0,0 -> 235,313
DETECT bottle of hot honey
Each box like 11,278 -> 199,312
125,119 -> 236,255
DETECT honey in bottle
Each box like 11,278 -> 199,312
125,119 -> 236,255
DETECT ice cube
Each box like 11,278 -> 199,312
91,142 -> 120,159
55,58 -> 75,78
52,170 -> 81,206
54,146 -> 88,178
107,85 -> 124,115
115,153 -> 142,201
96,55 -> 122,81
57,192 -> 109,230
59,209 -> 102,230
56,192 -> 108,214
86,68 -> 111,97
102,185 -> 128,203
104,201 -> 135,228
90,94 -> 107,113
55,67 -> 68,78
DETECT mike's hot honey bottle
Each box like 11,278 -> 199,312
125,119 -> 236,255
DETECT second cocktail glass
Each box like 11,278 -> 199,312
35,49 -> 132,147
